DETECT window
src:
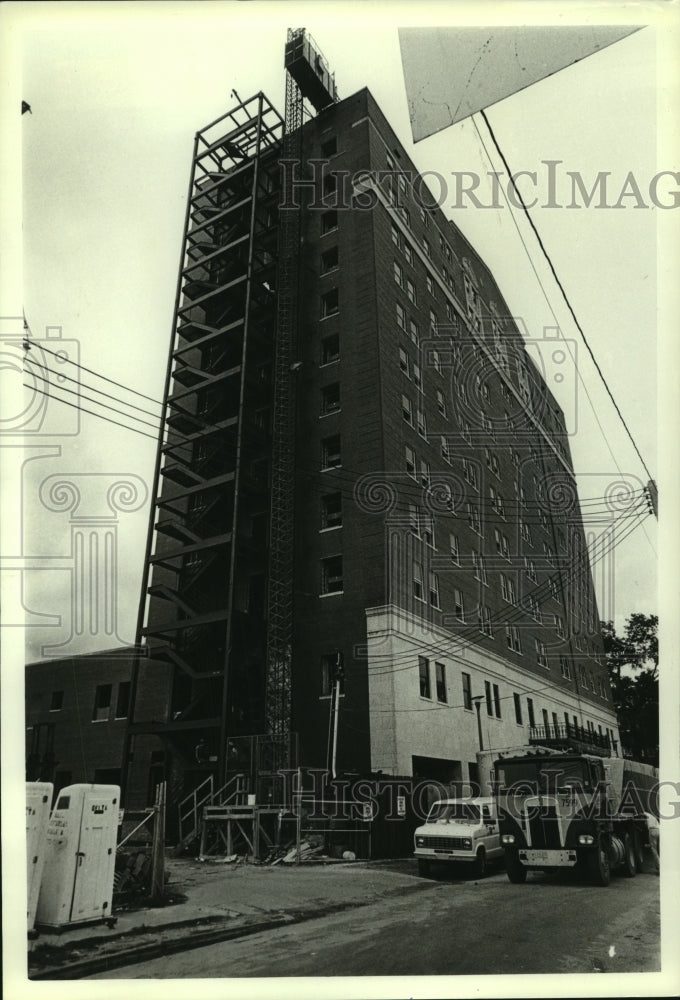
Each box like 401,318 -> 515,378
321,434 -> 341,469
92,684 -> 112,722
419,656 -> 431,698
560,656 -> 572,679
432,349 -> 442,374
49,690 -> 64,712
401,394 -> 413,425
467,502 -> 481,535
513,693 -> 523,725
526,557 -> 537,583
493,684 -> 501,719
462,672 -> 472,710
454,588 -> 464,621
446,300 -> 454,320
494,528 -> 510,558
485,680 -> 493,716
115,681 -> 131,720
535,639 -> 548,668
396,302 -> 406,330
485,448 -> 499,477
321,556 -> 343,594
321,333 -> 339,365
463,459 -> 478,489
500,573 -> 516,604
391,223 -> 401,247
321,210 -> 337,234
472,550 -> 486,584
429,308 -> 438,333
555,614 -> 565,638
413,561 -> 424,601
422,513 -> 434,548
321,136 -> 337,157
527,697 -> 536,728
412,363 -> 421,390
449,533 -> 460,564
399,346 -> 409,375
490,486 -> 505,518
429,572 -> 440,608
321,288 -> 339,318
435,662 -> 447,702
479,605 -> 492,637
409,318 -> 419,345
416,408 -> 426,437
394,260 -> 404,288
404,243 -> 413,266
405,445 -> 417,479
321,246 -> 338,273
462,421 -> 472,445
321,383 -> 340,414
440,436 -> 450,462
321,652 -> 344,696
419,206 -> 429,227
406,278 -> 417,304
506,625 -> 521,653
419,458 -> 430,487
422,237 -> 432,259
426,273 -> 435,295
321,492 -> 342,529
520,520 -> 532,544
436,389 -> 446,416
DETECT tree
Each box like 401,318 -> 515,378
601,614 -> 658,765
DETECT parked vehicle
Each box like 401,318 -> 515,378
413,796 -> 502,878
493,748 -> 657,886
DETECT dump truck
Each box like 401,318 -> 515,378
489,746 -> 657,886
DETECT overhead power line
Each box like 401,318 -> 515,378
478,108 -> 655,485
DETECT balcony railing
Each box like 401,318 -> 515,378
528,723 -> 617,757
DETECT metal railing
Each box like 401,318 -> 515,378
529,723 -> 616,756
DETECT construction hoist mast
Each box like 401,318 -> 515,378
265,28 -> 338,779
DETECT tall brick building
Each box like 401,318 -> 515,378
124,79 -> 619,809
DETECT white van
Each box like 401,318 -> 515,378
413,797 -> 502,878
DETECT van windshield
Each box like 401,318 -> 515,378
427,802 -> 481,823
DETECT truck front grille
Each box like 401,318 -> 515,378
527,806 -> 562,849
420,836 -> 469,850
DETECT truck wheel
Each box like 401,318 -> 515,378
474,848 -> 487,879
505,852 -> 527,884
588,838 -> 611,886
417,859 -> 431,878
622,832 -> 637,877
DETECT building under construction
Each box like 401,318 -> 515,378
123,30 -> 620,833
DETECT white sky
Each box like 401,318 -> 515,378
5,2 -> 673,663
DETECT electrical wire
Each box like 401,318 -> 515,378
477,109 -> 655,486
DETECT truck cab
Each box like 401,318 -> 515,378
413,796 -> 502,878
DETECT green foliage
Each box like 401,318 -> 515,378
601,614 -> 658,765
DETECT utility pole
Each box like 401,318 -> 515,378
330,652 -> 344,779
645,479 -> 658,518
471,696 -> 485,751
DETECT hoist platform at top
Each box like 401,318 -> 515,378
284,28 -> 338,112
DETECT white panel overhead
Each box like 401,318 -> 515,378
399,26 -> 641,141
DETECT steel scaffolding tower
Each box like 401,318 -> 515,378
124,93 -> 284,807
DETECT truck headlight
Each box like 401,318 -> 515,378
578,834 -> 594,845
415,836 -> 424,847
501,834 -> 515,845
462,838 -> 472,850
